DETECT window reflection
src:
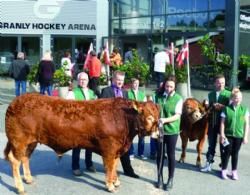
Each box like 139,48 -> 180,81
167,13 -> 208,32
210,0 -> 225,10
168,0 -> 208,14
119,0 -> 150,17
152,0 -> 165,15
209,11 -> 225,30
121,17 -> 151,34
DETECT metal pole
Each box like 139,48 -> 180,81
186,40 -> 191,97
231,0 -> 240,88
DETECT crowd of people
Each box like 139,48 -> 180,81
8,47 -> 249,192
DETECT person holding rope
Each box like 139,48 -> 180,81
154,75 -> 183,191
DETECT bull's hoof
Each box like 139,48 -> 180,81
17,189 -> 26,195
106,183 -> 116,193
23,176 -> 33,184
179,158 -> 184,163
113,178 -> 121,187
196,161 -> 202,168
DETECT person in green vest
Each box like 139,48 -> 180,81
201,74 -> 231,172
220,88 -> 249,180
66,72 -> 97,176
154,75 -> 183,191
128,78 -> 147,160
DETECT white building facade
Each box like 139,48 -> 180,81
0,0 -> 108,68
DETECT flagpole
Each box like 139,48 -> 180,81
171,42 -> 175,75
186,40 -> 191,97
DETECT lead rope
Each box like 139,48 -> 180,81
157,97 -> 166,183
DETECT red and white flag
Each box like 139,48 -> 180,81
166,42 -> 175,65
176,42 -> 189,67
84,42 -> 93,70
103,41 -> 111,65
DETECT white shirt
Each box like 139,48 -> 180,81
61,57 -> 73,77
154,51 -> 170,73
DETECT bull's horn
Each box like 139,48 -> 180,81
132,101 -> 142,113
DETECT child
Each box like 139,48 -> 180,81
220,88 -> 249,180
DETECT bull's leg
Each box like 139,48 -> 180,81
103,156 -> 116,192
22,143 -> 37,184
8,151 -> 25,194
21,157 -> 33,184
179,133 -> 188,163
113,158 -> 120,187
196,138 -> 206,167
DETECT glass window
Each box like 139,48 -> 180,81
121,17 -> 151,34
53,37 -> 72,65
193,12 -> 208,31
153,16 -> 165,33
111,20 -> 120,35
22,37 -> 40,65
210,0 -> 225,10
120,0 -> 151,17
168,0 -> 208,14
112,0 -> 120,19
209,11 -> 225,30
167,14 -> 193,32
0,36 -> 17,74
152,0 -> 165,15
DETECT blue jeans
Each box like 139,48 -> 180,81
40,84 -> 53,96
150,137 -> 158,157
155,72 -> 165,89
129,137 -> 145,156
15,80 -> 27,96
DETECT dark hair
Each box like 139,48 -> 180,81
157,75 -> 176,96
90,50 -> 96,56
214,74 -> 225,82
64,51 -> 71,57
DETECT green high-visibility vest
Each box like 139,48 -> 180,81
223,104 -> 248,138
73,87 -> 96,100
155,92 -> 182,135
128,89 -> 145,101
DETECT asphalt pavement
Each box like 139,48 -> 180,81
0,77 -> 250,195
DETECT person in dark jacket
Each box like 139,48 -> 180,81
9,52 -> 30,96
100,70 -> 139,179
37,51 -> 55,96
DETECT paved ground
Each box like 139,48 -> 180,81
0,77 -> 250,195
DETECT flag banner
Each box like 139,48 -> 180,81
176,42 -> 189,67
84,42 -> 93,70
166,42 -> 175,65
104,41 -> 111,65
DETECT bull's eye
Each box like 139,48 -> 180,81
146,115 -> 155,123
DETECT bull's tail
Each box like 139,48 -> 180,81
4,141 -> 11,161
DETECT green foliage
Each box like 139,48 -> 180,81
239,55 -> 250,68
198,34 -> 231,76
165,65 -> 188,83
53,63 -> 71,87
114,49 -> 150,86
27,63 -> 39,84
99,73 -> 108,85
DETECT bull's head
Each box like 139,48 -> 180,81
182,98 -> 205,124
132,101 -> 160,136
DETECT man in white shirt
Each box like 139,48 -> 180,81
154,49 -> 170,89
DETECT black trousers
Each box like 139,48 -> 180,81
89,77 -> 100,97
72,148 -> 93,170
157,134 -> 178,180
221,136 -> 243,170
206,125 -> 220,163
120,151 -> 135,174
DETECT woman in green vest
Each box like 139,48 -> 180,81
154,75 -> 183,191
128,78 -> 147,160
66,72 -> 97,176
220,88 -> 249,180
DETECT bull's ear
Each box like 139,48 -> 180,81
132,101 -> 143,113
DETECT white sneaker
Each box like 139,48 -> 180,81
200,162 -> 212,172
130,155 -> 135,160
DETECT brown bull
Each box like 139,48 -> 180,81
4,93 -> 159,194
179,98 -> 209,167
